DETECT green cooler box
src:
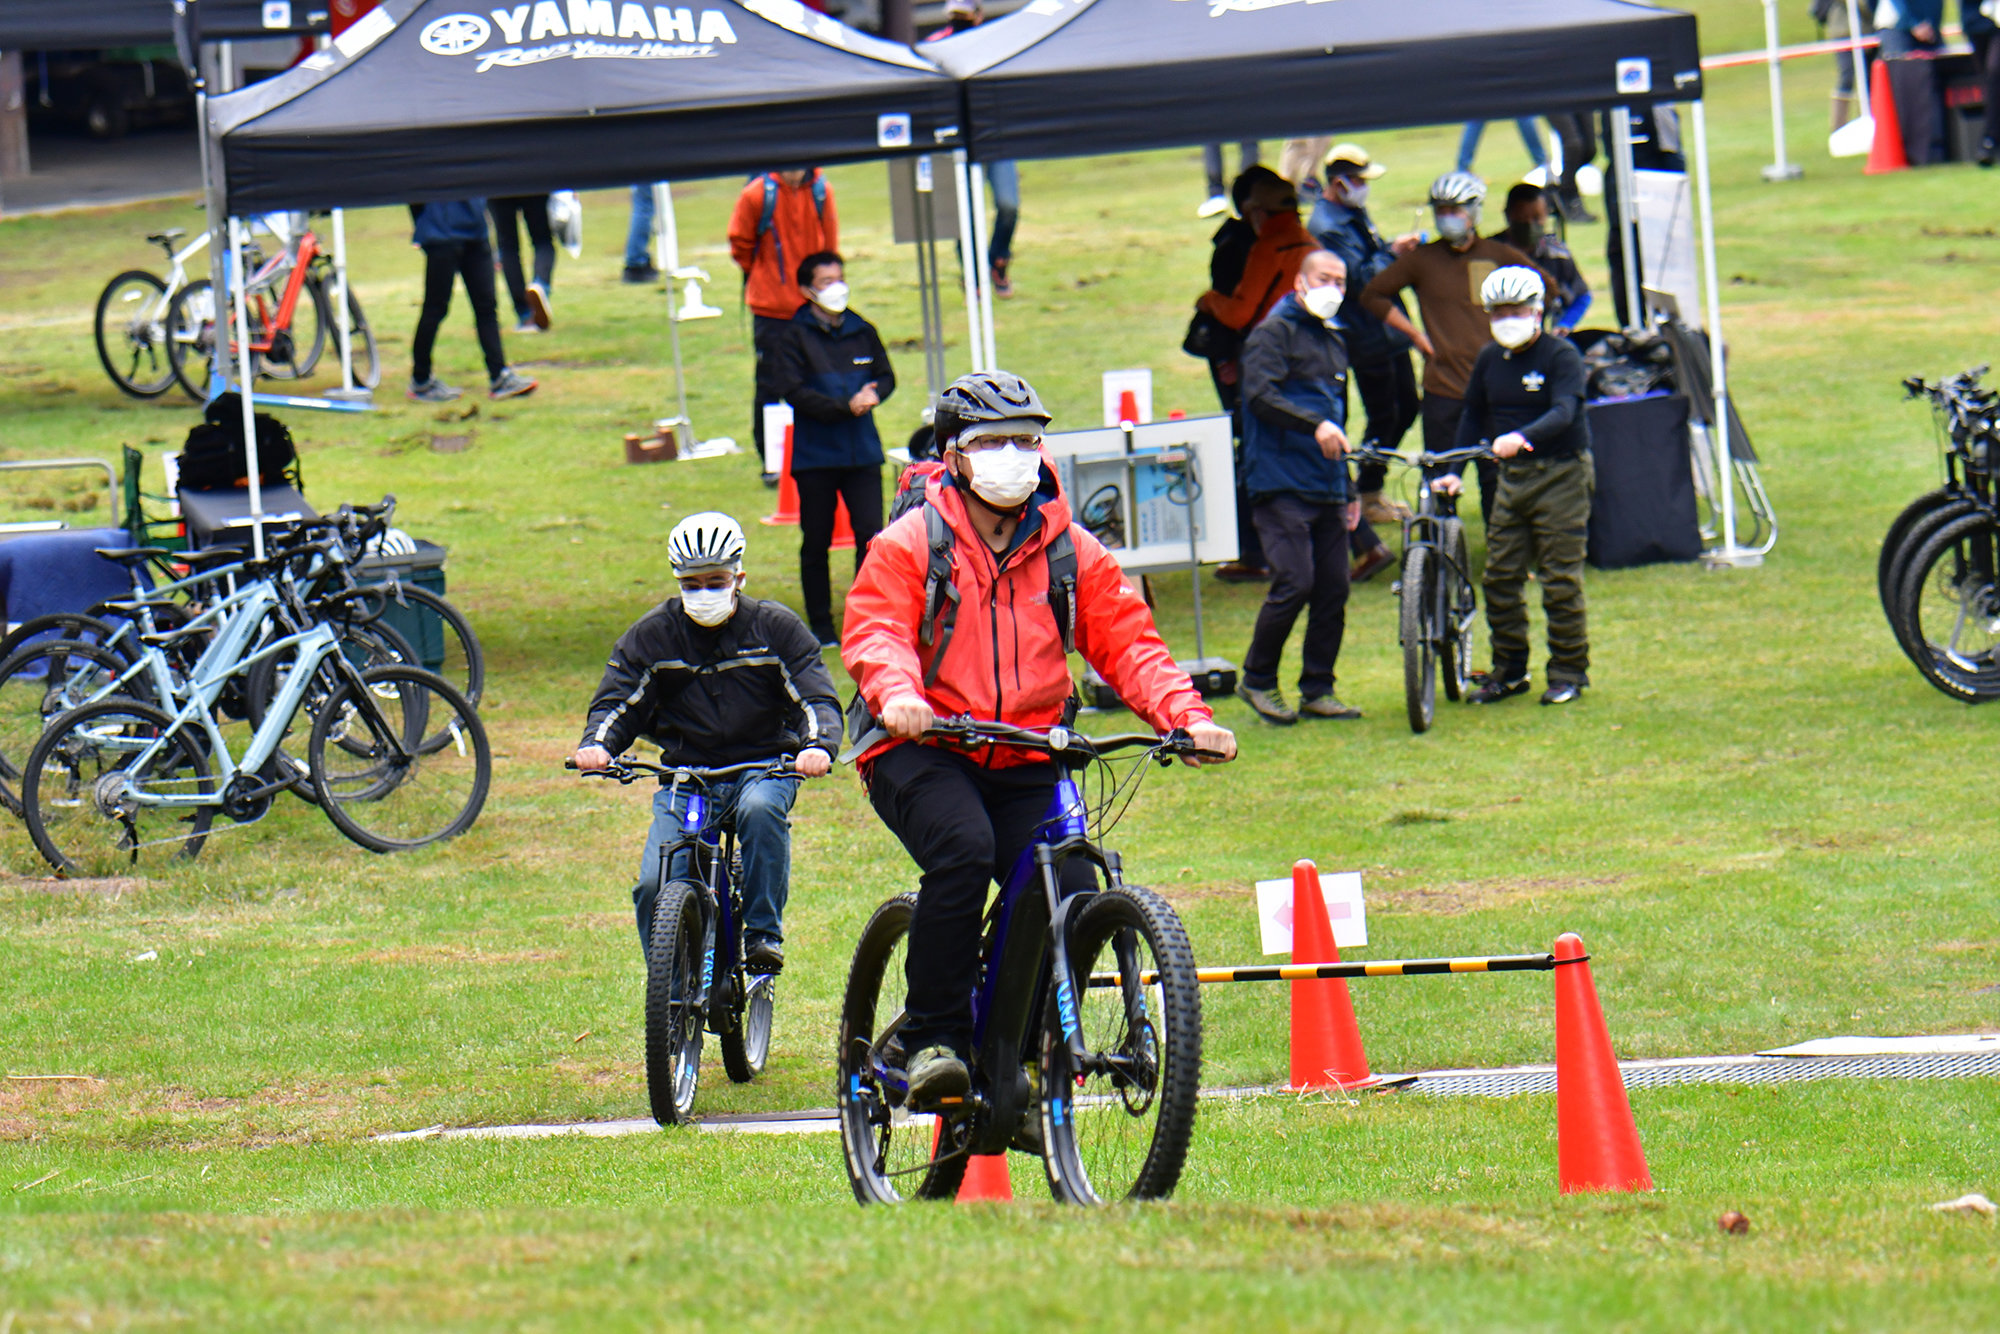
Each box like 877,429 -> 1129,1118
357,539 -> 449,674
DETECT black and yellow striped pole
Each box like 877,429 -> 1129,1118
1087,951 -> 1572,988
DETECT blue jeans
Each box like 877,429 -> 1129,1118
632,772 -> 799,953
986,159 -> 1019,264
1202,142 -> 1261,197
1457,119 -> 1548,173
625,184 -> 656,269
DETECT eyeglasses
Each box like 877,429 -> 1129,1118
954,434 -> 1042,453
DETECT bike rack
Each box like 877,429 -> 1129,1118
0,458 -> 120,536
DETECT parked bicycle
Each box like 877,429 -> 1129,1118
165,214 -> 380,401
1354,443 -> 1492,733
94,224 -> 208,399
570,755 -> 793,1125
836,718 -> 1213,1206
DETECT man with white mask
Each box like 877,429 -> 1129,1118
1234,249 -> 1371,724
573,512 -> 841,973
841,370 -> 1236,1106
1449,267 -> 1595,707
772,250 -> 896,646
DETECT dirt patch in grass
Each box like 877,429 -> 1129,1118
359,944 -> 569,966
0,872 -> 144,899
1373,875 -> 1629,916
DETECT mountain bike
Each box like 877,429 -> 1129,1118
165,216 -> 380,401
836,718 -> 1214,1206
1355,443 -> 1491,732
570,755 -> 797,1125
94,225 -> 208,398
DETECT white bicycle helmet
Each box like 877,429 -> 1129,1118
668,511 -> 746,575
1480,265 -> 1546,310
1429,171 -> 1487,209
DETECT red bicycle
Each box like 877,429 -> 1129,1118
166,215 -> 379,400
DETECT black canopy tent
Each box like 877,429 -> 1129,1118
0,0 -> 323,47
208,0 -> 961,213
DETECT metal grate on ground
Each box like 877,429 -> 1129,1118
1405,1050 -> 2000,1098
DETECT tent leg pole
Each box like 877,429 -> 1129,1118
1609,107 -> 1642,332
228,216 -> 265,562
951,151 -> 985,372
1845,0 -> 1872,122
1690,100 -> 1752,569
1760,0 -> 1802,180
969,162 -> 999,371
332,207 -> 355,391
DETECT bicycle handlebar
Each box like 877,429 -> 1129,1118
566,755 -> 797,784
920,716 -> 1223,763
1347,442 -> 1496,469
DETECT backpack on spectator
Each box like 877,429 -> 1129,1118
175,394 -> 302,492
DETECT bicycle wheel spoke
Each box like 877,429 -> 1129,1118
309,667 -> 488,852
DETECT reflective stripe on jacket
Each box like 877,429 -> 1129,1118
841,469 -> 1212,768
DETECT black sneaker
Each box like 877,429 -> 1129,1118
622,264 -> 660,284
1469,673 -> 1530,704
906,1046 -> 970,1107
744,936 -> 784,974
1540,681 -> 1584,706
810,624 -> 839,650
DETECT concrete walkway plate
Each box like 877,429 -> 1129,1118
1758,1033 -> 2000,1058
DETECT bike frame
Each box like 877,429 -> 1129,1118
243,230 -> 321,355
659,776 -> 740,1017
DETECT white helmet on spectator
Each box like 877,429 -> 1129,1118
1428,171 -> 1487,231
1480,266 -> 1546,310
668,511 -> 746,575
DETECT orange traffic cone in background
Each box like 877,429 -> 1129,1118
830,494 -> 856,552
1288,859 -> 1380,1090
762,425 -> 801,526
1865,59 -> 1909,175
1117,389 -> 1141,425
1553,932 -> 1653,1194
957,1153 -> 1014,1202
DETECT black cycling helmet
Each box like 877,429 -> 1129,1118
932,370 -> 1052,450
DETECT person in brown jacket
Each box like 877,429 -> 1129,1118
728,169 -> 840,480
1359,171 -> 1545,523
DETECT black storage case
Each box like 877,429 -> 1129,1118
1584,393 -> 1702,569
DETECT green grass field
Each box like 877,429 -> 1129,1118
2,6 -> 1997,1326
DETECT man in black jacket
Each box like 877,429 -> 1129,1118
1235,249 -> 1366,725
1451,267 -> 1595,707
770,250 -> 896,646
572,512 -> 842,971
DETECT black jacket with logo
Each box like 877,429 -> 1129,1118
580,595 -> 842,765
1454,334 -> 1593,461
771,306 -> 895,471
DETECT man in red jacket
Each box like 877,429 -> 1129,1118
728,168 -> 840,479
841,370 -> 1237,1105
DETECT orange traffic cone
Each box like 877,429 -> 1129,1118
1865,59 -> 1909,175
957,1153 -> 1014,1202
1288,859 -> 1380,1090
761,425 -> 800,527
829,494 -> 856,552
1553,932 -> 1653,1194
1117,389 -> 1141,425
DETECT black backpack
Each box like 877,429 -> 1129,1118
176,394 -> 302,493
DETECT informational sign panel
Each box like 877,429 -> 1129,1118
1633,168 -> 1699,327
1255,871 -> 1367,954
887,154 -> 961,244
1044,415 -> 1237,573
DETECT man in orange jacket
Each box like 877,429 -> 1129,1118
841,370 -> 1237,1105
728,168 -> 840,479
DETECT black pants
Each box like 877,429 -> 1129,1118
1547,113 -> 1597,207
1972,33 -> 2000,147
752,314 -> 791,471
489,195 -> 554,324
1243,494 -> 1350,699
413,239 -> 505,385
865,742 -> 1095,1056
1351,352 -> 1420,494
794,464 -> 883,634
1421,393 -> 1498,526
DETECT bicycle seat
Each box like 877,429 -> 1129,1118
147,229 -> 185,245
94,545 -> 181,566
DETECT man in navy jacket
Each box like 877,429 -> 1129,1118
770,251 -> 896,646
407,199 -> 535,403
1235,249 -> 1364,725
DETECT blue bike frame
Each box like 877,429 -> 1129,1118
664,785 -> 738,999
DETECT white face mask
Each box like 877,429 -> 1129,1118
960,444 -> 1042,509
1491,315 -> 1541,349
682,585 -> 737,627
1334,179 -> 1369,208
1299,283 -> 1345,323
810,280 -> 850,314
1435,211 -> 1473,243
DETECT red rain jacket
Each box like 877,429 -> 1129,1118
841,467 -> 1212,768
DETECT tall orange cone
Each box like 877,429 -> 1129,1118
761,425 -> 800,526
829,494 -> 856,552
1865,59 -> 1909,175
1553,932 -> 1653,1194
1117,389 -> 1141,425
1288,859 -> 1380,1090
957,1153 -> 1014,1202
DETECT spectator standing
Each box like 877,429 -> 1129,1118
1197,167 -> 1311,582
1359,173 -> 1542,523
1451,267 -> 1594,707
1815,0 -> 1875,130
406,199 -> 536,403
770,251 -> 894,647
1544,114 -> 1598,222
926,0 -> 1020,296
1600,108 -> 1683,328
1198,141 -> 1262,217
1307,142 -> 1419,580
1235,250 -> 1364,725
729,168 -> 840,482
1878,0 -> 1943,56
1494,183 -> 1590,333
624,184 -> 660,283
489,194 -> 555,333
1456,118 -> 1550,175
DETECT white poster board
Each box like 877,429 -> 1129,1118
1044,415 -> 1238,574
1633,169 -> 1699,328
1255,871 -> 1367,954
1101,369 -> 1153,427
762,402 -> 795,475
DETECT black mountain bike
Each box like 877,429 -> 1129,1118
571,755 -> 793,1125
837,718 -> 1216,1206
1356,444 -> 1493,732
